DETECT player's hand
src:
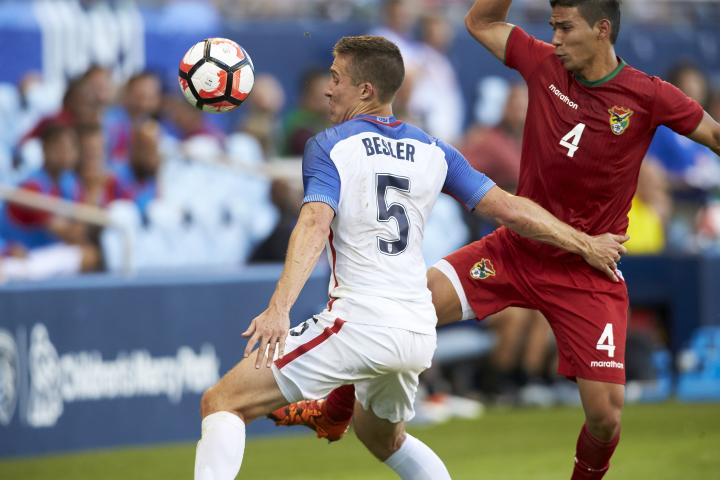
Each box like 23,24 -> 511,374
582,233 -> 629,282
241,307 -> 290,369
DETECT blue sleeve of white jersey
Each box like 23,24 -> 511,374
439,140 -> 495,210
302,137 -> 340,213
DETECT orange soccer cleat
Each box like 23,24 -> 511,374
268,399 -> 350,443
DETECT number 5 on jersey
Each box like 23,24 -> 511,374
376,173 -> 410,256
559,123 -> 586,158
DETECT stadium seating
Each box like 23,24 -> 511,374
101,157 -> 278,273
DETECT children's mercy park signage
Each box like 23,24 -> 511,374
0,324 -> 220,428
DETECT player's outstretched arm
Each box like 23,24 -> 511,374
688,111 -> 720,156
242,202 -> 334,368
465,0 -> 515,61
474,186 -> 629,281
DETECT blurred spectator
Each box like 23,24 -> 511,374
370,0 -> 422,122
20,74 -> 102,145
462,82 -> 527,193
461,82 -> 527,241
408,13 -> 464,144
106,71 -> 164,163
236,74 -> 285,158
648,63 -> 720,190
76,123 -> 126,207
84,65 -> 117,112
281,68 -> 331,156
668,61 -> 710,107
0,121 -> 102,279
2,122 -> 85,249
14,73 -> 102,179
214,0 -> 371,21
113,119 -> 162,214
625,159 -> 672,254
483,308 -> 557,405
211,0 -> 720,24
646,62 -> 720,252
250,178 -> 303,262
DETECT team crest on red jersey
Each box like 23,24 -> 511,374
608,106 -> 634,135
470,259 -> 496,280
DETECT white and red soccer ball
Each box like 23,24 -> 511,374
178,38 -> 254,113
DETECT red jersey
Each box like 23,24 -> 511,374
504,27 -> 704,260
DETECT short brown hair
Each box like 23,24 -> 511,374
333,35 -> 404,103
550,0 -> 622,44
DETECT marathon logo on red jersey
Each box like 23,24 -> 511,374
590,360 -> 625,369
548,84 -> 579,110
608,106 -> 634,135
470,259 -> 496,280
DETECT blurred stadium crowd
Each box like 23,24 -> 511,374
0,0 -> 719,411
137,0 -> 720,24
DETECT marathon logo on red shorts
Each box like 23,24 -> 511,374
470,259 -> 496,280
590,360 -> 624,369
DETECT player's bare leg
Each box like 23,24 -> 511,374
572,378 -> 624,479
271,266 -> 465,437
194,354 -> 288,480
352,401 -> 451,479
270,268 -> 462,441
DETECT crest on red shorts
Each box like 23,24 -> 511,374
608,105 -> 634,135
470,259 -> 496,280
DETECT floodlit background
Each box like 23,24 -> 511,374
0,0 -> 719,478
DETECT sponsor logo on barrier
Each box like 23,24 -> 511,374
1,324 -> 221,428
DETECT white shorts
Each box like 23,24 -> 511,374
271,316 -> 436,423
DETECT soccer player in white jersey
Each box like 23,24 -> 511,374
193,35 -> 626,479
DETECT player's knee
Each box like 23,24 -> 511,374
354,423 -> 405,461
585,406 -> 622,441
200,385 -> 226,418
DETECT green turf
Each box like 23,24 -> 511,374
2,402 -> 719,479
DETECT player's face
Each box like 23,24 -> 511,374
549,6 -> 600,74
78,132 -> 106,180
44,130 -> 79,175
326,55 -> 364,124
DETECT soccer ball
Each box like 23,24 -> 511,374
178,38 -> 255,113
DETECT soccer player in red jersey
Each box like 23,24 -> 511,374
271,1 -> 720,478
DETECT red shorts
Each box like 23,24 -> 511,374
443,227 -> 628,384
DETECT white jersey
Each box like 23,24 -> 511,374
303,115 -> 494,334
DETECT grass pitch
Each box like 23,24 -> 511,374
2,402 -> 719,479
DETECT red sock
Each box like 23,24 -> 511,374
323,385 -> 355,423
571,424 -> 620,479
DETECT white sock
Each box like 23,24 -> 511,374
384,433 -> 451,480
194,411 -> 246,480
